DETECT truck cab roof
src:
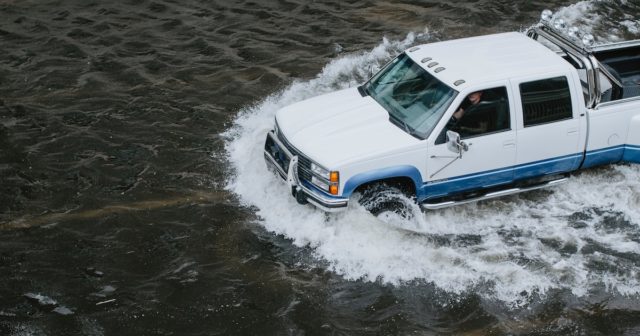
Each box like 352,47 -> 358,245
407,32 -> 575,90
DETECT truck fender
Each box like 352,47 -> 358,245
342,165 -> 423,198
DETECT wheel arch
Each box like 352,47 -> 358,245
342,165 -> 422,198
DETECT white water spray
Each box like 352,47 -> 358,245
224,3 -> 640,304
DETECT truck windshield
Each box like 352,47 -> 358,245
365,53 -> 458,139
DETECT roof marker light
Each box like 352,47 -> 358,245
421,57 -> 432,63
409,47 -> 420,52
434,67 -> 445,73
454,80 -> 465,86
427,62 -> 438,68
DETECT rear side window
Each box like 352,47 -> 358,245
520,76 -> 573,127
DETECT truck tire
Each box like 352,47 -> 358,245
356,182 -> 415,217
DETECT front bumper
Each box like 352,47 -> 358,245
263,130 -> 348,212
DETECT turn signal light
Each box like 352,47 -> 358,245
330,171 -> 339,183
329,184 -> 339,195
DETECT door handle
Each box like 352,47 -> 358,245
503,140 -> 515,148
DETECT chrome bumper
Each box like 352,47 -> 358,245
263,130 -> 348,212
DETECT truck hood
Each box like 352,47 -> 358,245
275,88 -> 420,168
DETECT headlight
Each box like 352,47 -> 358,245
553,18 -> 566,31
309,163 -> 340,195
582,34 -> 595,47
311,176 -> 329,191
311,163 -> 329,180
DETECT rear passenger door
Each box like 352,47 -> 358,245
512,75 -> 584,179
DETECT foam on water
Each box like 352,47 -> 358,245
224,3 -> 640,304
552,0 -> 640,43
552,1 -> 601,35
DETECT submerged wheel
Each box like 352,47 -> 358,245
355,182 -> 416,217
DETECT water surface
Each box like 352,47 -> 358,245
2,0 -> 640,335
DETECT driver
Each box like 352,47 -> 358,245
447,90 -> 489,136
451,91 -> 483,123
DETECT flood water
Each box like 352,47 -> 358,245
2,0 -> 640,335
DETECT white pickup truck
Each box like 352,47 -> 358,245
263,16 -> 640,212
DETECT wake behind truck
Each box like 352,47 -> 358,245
263,12 -> 640,212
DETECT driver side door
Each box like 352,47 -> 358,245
422,85 -> 517,200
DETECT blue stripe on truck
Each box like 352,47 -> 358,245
419,166 -> 514,199
623,144 -> 640,163
580,145 -> 625,169
341,144 -> 640,201
419,152 -> 582,200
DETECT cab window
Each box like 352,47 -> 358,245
436,86 -> 511,144
520,76 -> 573,127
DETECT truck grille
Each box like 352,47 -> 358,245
276,131 -> 313,183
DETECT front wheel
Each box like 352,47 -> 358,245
355,183 -> 415,218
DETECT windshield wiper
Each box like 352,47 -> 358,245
389,113 -> 415,136
377,77 -> 420,85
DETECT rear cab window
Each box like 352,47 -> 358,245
519,76 -> 573,127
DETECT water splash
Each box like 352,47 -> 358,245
224,7 -> 640,304
551,0 -> 640,43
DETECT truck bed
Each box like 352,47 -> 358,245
594,45 -> 640,99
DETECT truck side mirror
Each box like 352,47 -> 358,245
446,130 -> 468,156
